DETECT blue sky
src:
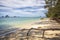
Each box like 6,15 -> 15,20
0,0 -> 48,17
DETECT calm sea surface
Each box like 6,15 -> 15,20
0,17 -> 40,29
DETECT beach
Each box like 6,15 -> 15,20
0,18 -> 60,40
0,18 -> 60,29
0,17 -> 41,29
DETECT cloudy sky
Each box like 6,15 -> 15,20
0,0 -> 48,17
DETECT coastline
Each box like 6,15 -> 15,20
17,18 -> 60,29
0,18 -> 60,40
13,18 -> 50,29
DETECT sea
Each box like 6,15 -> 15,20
0,17 -> 40,29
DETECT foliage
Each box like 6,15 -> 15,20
45,0 -> 60,19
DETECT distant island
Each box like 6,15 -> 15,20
0,15 -> 20,18
0,15 -> 43,18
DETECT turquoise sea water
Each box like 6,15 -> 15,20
0,17 -> 40,29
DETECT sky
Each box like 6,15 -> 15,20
0,0 -> 48,17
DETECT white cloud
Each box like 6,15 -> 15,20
0,0 -> 47,17
0,0 -> 46,8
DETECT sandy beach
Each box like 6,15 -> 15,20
13,18 -> 60,29
13,20 -> 41,29
0,18 -> 60,40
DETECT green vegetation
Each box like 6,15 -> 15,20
45,0 -> 60,22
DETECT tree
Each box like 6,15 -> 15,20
45,0 -> 60,22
